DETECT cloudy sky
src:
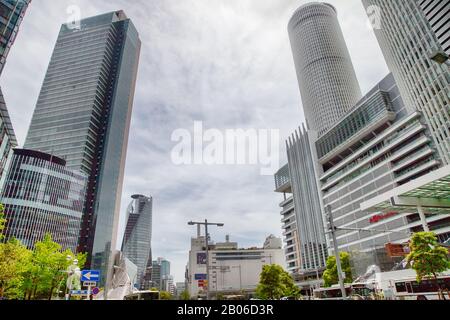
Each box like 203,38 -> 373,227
1,0 -> 389,283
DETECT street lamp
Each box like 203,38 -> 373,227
188,219 -> 224,300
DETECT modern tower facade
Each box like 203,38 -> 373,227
317,73 -> 448,272
24,11 -> 141,285
0,0 -> 31,76
0,0 -> 30,185
0,149 -> 87,251
419,0 -> 449,56
286,127 -> 328,272
121,194 -> 153,290
0,88 -> 17,188
362,0 -> 450,165
288,2 -> 362,136
274,164 -> 302,274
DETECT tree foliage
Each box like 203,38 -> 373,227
180,290 -> 191,300
0,238 -> 32,299
407,232 -> 450,283
159,291 -> 173,300
255,264 -> 300,300
0,204 -> 6,240
0,229 -> 87,300
323,252 -> 353,288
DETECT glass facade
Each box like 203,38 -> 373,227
121,194 -> 153,290
362,0 -> 450,165
24,11 -> 141,286
0,149 -> 87,251
0,0 -> 31,76
319,74 -> 446,274
316,91 -> 395,160
0,87 -> 17,189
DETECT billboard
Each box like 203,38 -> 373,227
197,252 -> 207,265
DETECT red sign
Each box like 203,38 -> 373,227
385,243 -> 410,257
369,211 -> 399,224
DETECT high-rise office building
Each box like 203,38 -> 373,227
0,88 -> 17,188
151,260 -> 162,290
286,126 -> 328,272
288,2 -> 362,136
0,0 -> 31,76
0,0 -> 31,186
362,0 -> 450,165
159,257 -> 171,279
121,194 -> 153,290
0,149 -> 87,251
317,73 -> 447,272
24,11 -> 141,285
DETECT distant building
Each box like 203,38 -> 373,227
121,194 -> 153,290
162,275 -> 175,295
176,282 -> 187,297
151,261 -> 161,290
186,234 -> 284,299
263,234 -> 282,249
0,149 -> 87,251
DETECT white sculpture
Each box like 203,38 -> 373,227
66,258 -> 81,292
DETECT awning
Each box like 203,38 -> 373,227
360,165 -> 450,214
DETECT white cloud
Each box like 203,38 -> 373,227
0,0 -> 389,283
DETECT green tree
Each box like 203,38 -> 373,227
180,290 -> 191,300
407,232 -> 450,300
159,291 -> 173,300
255,264 -> 300,300
0,204 -> 6,240
0,238 -> 32,299
323,252 -> 353,288
22,233 -> 83,300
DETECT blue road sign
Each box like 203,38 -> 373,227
195,274 -> 207,280
70,290 -> 89,296
81,270 -> 100,282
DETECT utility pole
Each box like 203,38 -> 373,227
326,205 -> 347,299
188,220 -> 224,300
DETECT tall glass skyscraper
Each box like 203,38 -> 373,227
362,0 -> 450,165
0,0 -> 31,76
24,11 -> 141,285
122,194 -> 153,290
288,2 -> 362,136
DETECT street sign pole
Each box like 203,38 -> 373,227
327,205 -> 347,300
87,285 -> 91,300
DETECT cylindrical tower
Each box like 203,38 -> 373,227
288,2 -> 362,136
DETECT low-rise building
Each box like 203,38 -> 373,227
186,234 -> 284,299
